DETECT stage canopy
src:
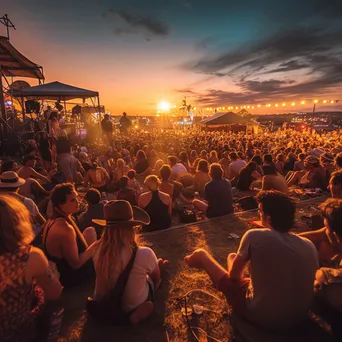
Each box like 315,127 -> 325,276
0,36 -> 44,79
200,112 -> 251,125
12,81 -> 99,100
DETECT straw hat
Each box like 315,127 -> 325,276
321,152 -> 335,163
0,171 -> 26,188
92,200 -> 150,227
304,155 -> 319,164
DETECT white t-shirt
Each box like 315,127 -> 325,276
93,246 -> 158,312
171,163 -> 188,180
23,197 -> 40,217
237,228 -> 319,329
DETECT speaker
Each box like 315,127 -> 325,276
55,102 -> 64,111
25,100 -> 40,113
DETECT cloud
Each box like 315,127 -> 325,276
103,9 -> 170,39
265,60 -> 310,74
180,24 -> 342,105
240,79 -> 295,93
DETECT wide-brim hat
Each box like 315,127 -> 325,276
92,200 -> 150,227
0,171 -> 26,188
321,152 -> 334,162
304,155 -> 319,164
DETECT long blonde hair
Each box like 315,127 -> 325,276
0,194 -> 33,254
96,225 -> 138,293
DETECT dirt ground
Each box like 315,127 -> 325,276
58,196 -> 334,342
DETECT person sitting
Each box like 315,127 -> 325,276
79,152 -> 92,173
116,176 -> 137,206
168,156 -> 188,181
152,159 -> 165,178
185,191 -> 318,330
274,153 -> 285,175
112,158 -> 130,185
134,150 -> 152,177
193,163 -> 234,218
299,156 -> 328,190
237,161 -> 260,191
179,151 -> 191,171
88,200 -> 167,324
261,164 -> 289,194
84,161 -> 110,193
294,153 -> 306,171
334,152 -> 342,171
208,150 -> 219,164
193,159 -> 211,197
0,171 -> 46,228
0,194 -> 62,342
329,171 -> 342,199
219,151 -> 231,178
2,159 -> 50,199
138,175 -> 171,232
159,164 -> 191,209
299,199 -> 342,267
42,183 -> 97,287
262,154 -> 273,167
18,154 -> 51,184
78,188 -> 105,237
320,152 -> 335,181
127,169 -> 142,197
228,152 -> 246,181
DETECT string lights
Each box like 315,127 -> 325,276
193,99 -> 339,111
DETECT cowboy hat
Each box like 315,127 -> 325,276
304,155 -> 319,164
320,152 -> 334,163
92,200 -> 150,227
0,171 -> 26,188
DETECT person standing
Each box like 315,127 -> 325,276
119,112 -> 132,134
101,114 -> 113,145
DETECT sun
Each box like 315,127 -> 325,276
157,101 -> 170,112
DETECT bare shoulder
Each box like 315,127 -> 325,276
158,190 -> 170,200
27,246 -> 48,273
51,219 -> 76,235
158,190 -> 171,204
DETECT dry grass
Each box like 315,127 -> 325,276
57,196 -> 333,342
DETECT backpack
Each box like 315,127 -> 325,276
86,247 -> 137,324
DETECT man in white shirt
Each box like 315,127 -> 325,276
228,152 -> 246,180
168,156 -> 187,181
185,191 -> 318,330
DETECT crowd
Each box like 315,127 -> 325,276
1,117 -> 342,341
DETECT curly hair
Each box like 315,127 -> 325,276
256,191 -> 296,232
320,199 -> 342,236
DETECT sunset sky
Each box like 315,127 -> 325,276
2,0 -> 342,115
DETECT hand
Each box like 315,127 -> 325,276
184,249 -> 209,270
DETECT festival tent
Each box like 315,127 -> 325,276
12,81 -> 98,101
0,36 -> 44,80
200,112 -> 260,133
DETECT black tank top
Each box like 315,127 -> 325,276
43,218 -> 94,287
143,191 -> 171,232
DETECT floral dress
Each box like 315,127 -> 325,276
0,245 -> 44,342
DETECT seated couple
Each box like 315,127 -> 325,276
43,183 -> 166,324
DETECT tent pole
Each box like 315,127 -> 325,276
97,96 -> 101,118
0,67 -> 7,131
